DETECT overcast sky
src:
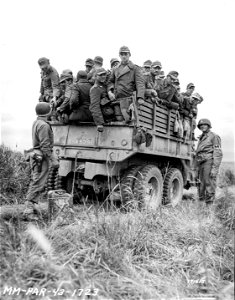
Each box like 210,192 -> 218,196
1,0 -> 234,161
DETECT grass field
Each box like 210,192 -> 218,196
0,145 -> 234,299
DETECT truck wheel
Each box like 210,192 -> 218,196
120,165 -> 143,206
133,165 -> 163,210
163,168 -> 183,206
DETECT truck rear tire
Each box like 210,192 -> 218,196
163,168 -> 183,206
133,165 -> 163,210
120,165 -> 143,206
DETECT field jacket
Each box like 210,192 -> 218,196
107,61 -> 145,100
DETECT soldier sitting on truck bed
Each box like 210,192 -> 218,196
87,56 -> 104,85
157,71 -> 181,109
56,70 -> 74,123
107,46 -> 145,123
142,60 -> 152,75
144,60 -> 163,102
89,68 -> 115,132
68,70 -> 93,123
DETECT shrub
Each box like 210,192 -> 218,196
0,144 -> 30,204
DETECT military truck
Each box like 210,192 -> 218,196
49,98 -> 194,209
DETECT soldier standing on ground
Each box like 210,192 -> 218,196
107,46 -> 145,122
24,103 -> 59,216
195,119 -> 223,205
38,57 -> 61,121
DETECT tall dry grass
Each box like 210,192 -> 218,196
0,145 -> 234,299
0,193 -> 234,299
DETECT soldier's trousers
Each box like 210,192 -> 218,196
26,156 -> 50,203
69,107 -> 93,123
114,97 -> 132,122
198,159 -> 217,203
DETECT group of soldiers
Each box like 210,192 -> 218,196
23,46 -> 222,218
38,46 -> 203,138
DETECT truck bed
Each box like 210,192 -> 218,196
52,100 -> 192,162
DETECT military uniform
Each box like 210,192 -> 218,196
69,72 -> 93,123
195,124 -> 223,204
26,104 -> 55,205
39,65 -> 60,102
108,60 -> 145,121
90,83 -> 114,126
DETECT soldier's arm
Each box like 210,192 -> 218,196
37,124 -> 53,158
89,87 -> 105,125
70,84 -> 80,109
50,71 -> 61,98
211,134 -> 223,176
107,69 -> 115,92
134,66 -> 145,100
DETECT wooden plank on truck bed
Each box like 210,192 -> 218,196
156,106 -> 169,115
141,106 -> 153,114
155,126 -> 167,134
155,113 -> 168,120
142,102 -> 153,109
139,110 -> 153,120
139,121 -> 152,129
139,115 -> 153,125
155,117 -> 168,126
155,122 -> 168,130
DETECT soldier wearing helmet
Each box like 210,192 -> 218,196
195,119 -> 223,205
38,57 -> 61,121
55,70 -> 74,123
107,46 -> 145,122
24,102 -> 59,217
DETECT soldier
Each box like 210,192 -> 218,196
69,70 -> 93,123
56,70 -> 74,124
107,46 -> 145,123
110,58 -> 120,70
90,68 -> 114,132
195,119 -> 223,205
190,93 -> 204,140
144,60 -> 163,99
24,102 -> 59,216
38,57 -> 60,121
85,58 -> 94,74
158,71 -> 181,107
142,60 -> 152,74
87,56 -> 104,84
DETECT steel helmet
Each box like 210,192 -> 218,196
35,102 -> 51,116
197,118 -> 212,129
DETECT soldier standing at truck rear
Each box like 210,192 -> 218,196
107,46 -> 145,123
24,102 -> 59,216
195,119 -> 223,205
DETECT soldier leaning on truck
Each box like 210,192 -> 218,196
89,68 -> 114,132
24,103 -> 59,216
38,57 -> 61,121
107,46 -> 145,123
69,70 -> 93,123
195,119 -> 223,205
